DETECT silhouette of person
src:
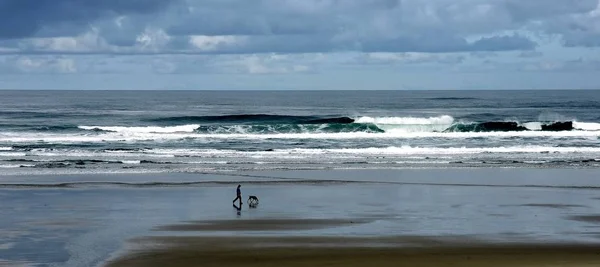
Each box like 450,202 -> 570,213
232,184 -> 242,206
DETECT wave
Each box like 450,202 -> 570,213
2,129 -> 600,143
356,115 -> 454,133
77,123 -> 382,134
443,121 -> 598,133
0,158 -> 171,167
35,125 -> 81,132
4,146 -> 600,162
356,115 -> 454,125
147,114 -> 355,125
354,116 -> 592,133
78,124 -> 201,133
195,123 -> 383,134
146,146 -> 600,156
445,122 -> 528,132
2,113 -> 600,138
573,122 -> 600,131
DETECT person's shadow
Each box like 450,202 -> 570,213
233,203 -> 241,216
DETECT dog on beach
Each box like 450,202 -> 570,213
248,195 -> 259,207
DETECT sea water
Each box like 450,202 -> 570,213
1,90 -> 600,175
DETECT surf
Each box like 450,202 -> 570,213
147,114 -> 355,125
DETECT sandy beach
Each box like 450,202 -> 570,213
1,169 -> 600,266
108,235 -> 600,267
108,214 -> 600,267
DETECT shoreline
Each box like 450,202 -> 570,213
3,162 -> 600,177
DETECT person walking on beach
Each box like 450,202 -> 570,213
233,184 -> 242,206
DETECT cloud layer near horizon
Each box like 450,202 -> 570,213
0,0 -> 599,89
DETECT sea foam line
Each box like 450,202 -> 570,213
2,130 -> 600,143
3,146 -> 599,160
146,146 -> 600,156
573,122 -> 600,131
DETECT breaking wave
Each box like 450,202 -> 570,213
78,124 -> 201,133
194,123 -> 383,134
147,114 -> 355,125
3,114 -> 600,136
355,115 -> 454,133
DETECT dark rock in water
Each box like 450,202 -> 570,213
444,121 -> 527,132
478,122 -> 527,132
541,121 -> 573,131
264,149 -> 274,152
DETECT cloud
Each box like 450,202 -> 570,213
0,0 -> 179,40
527,0 -> 600,47
470,34 -> 537,51
355,52 -> 465,65
518,51 -> 543,58
522,58 -> 600,72
3,0 -> 575,55
503,0 -> 598,21
0,53 -> 321,75
0,0 -> 599,91
228,55 -> 312,74
0,55 -> 77,73
162,54 -> 317,74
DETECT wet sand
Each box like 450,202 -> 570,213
108,235 -> 600,267
2,169 -> 600,266
109,218 -> 600,267
155,218 -> 373,231
568,215 -> 600,224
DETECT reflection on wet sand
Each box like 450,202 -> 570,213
108,235 -> 600,267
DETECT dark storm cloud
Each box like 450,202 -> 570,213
470,35 -> 537,51
0,0 -> 177,39
0,0 -> 598,54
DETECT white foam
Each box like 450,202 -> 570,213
356,115 -> 454,125
78,124 -> 200,133
0,164 -> 22,168
2,128 -> 600,144
0,147 -> 12,151
146,146 -> 600,156
356,115 -> 454,133
573,122 -> 600,131
0,152 -> 27,157
522,122 -> 542,131
121,160 -> 141,164
323,146 -> 600,155
26,150 -> 174,158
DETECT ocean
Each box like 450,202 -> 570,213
1,90 -> 600,175
3,90 -> 600,267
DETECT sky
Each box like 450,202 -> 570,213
0,0 -> 599,90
